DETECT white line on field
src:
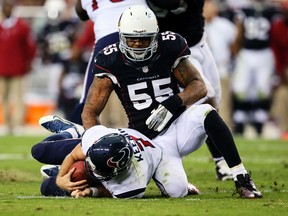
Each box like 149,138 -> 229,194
16,196 -> 69,199
0,154 -> 33,160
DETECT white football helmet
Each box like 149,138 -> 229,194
118,5 -> 159,61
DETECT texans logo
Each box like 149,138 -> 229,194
107,146 -> 132,168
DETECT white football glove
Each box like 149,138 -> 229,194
145,95 -> 183,132
145,104 -> 173,132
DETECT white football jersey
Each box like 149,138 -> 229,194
80,104 -> 216,198
81,0 -> 147,40
81,125 -> 162,198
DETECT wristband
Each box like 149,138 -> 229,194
90,187 -> 99,197
161,94 -> 183,114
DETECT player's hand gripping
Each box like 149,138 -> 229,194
146,95 -> 182,132
56,167 -> 88,192
71,188 -> 94,198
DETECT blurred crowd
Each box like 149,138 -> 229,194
0,0 -> 287,140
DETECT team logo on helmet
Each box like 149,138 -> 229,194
107,146 -> 132,169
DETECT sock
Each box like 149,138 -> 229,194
230,163 -> 248,181
213,157 -> 224,164
64,128 -> 80,138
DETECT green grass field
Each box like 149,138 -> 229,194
0,135 -> 287,216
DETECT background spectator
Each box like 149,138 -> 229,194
37,0 -> 83,120
270,0 -> 288,140
0,0 -> 36,135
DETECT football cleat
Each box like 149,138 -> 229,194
41,165 -> 60,179
187,182 -> 200,195
233,173 -> 263,199
215,159 -> 233,181
39,115 -> 84,137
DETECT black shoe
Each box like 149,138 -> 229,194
233,173 -> 262,198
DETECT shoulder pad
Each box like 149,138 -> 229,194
158,31 -> 190,54
94,43 -> 120,68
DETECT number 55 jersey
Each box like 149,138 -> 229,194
93,32 -> 190,139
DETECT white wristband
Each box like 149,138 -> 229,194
90,187 -> 99,197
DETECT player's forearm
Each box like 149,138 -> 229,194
55,154 -> 77,190
57,154 -> 76,178
173,58 -> 208,105
82,77 -> 112,129
178,79 -> 207,106
81,106 -> 101,129
56,145 -> 87,191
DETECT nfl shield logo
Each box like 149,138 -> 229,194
142,66 -> 149,73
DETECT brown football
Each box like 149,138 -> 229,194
69,161 -> 88,182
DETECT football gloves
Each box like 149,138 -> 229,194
146,95 -> 182,132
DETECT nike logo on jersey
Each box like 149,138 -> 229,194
142,66 -> 149,73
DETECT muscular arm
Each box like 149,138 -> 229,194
75,0 -> 89,21
56,144 -> 87,192
81,76 -> 114,129
173,58 -> 208,106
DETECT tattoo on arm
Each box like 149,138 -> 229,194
173,58 -> 207,105
82,77 -> 113,129
174,58 -> 201,87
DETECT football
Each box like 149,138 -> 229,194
69,161 -> 88,182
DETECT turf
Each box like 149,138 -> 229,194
0,135 -> 287,216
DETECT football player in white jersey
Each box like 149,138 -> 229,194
55,125 -> 189,198
34,116 -> 198,198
